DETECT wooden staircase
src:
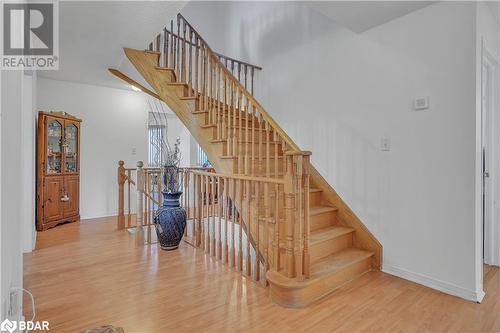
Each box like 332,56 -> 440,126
117,14 -> 382,308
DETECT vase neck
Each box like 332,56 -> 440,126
162,192 -> 182,208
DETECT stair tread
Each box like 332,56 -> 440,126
310,226 -> 354,244
194,108 -> 256,115
267,248 -> 373,287
201,124 -> 268,130
310,248 -> 373,278
154,66 -> 175,71
235,172 -> 285,177
220,155 -> 283,160
180,95 -> 199,100
211,139 -> 281,144
167,82 -> 188,86
310,205 -> 338,215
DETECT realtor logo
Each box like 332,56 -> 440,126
4,3 -> 53,55
0,319 -> 17,333
1,1 -> 58,69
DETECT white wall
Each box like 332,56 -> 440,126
22,72 -> 37,253
1,70 -> 24,320
364,1 -> 479,301
182,1 -> 482,300
37,78 -> 149,219
37,78 -> 195,219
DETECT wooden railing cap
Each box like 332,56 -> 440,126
118,160 -> 125,166
137,161 -> 144,168
285,150 -> 312,156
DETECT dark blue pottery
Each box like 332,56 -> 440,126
154,191 -> 187,250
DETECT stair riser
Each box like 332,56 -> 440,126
230,158 -> 283,174
179,99 -> 197,112
218,142 -> 283,157
154,67 -> 176,83
197,112 -> 261,126
166,84 -> 188,96
311,210 -> 338,231
310,191 -> 322,206
268,256 -> 372,308
310,233 -> 353,263
207,126 -> 272,141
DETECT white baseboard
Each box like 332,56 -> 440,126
383,264 -> 485,303
80,211 -> 137,221
80,212 -> 119,220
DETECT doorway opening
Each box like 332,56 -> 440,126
482,45 -> 499,288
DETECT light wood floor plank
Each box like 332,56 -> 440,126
24,217 -> 500,332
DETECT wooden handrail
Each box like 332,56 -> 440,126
189,169 -> 285,185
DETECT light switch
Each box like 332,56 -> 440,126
131,148 -> 137,155
381,137 -> 390,152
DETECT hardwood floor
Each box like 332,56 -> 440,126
24,217 -> 500,332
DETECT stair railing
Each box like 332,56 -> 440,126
178,151 -> 311,281
117,161 -> 215,245
149,28 -> 262,95
149,13 -> 302,179
118,152 -> 311,280
117,161 -> 162,244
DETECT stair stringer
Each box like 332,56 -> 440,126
123,47 -> 382,272
310,168 -> 381,269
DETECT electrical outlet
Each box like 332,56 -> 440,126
131,148 -> 137,155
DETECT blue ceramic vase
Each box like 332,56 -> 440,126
154,191 -> 187,250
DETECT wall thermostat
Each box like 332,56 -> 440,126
414,97 -> 429,111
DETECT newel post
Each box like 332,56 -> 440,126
284,152 -> 296,278
117,161 -> 126,230
284,150 -> 312,279
300,151 -> 312,278
135,161 -> 145,246
195,174 -> 202,247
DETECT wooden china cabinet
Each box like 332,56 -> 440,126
36,111 -> 82,231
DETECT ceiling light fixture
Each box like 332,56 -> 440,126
131,85 -> 142,92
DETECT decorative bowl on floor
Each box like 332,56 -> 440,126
154,191 -> 186,250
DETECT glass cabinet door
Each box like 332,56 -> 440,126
46,119 -> 63,174
64,122 -> 78,173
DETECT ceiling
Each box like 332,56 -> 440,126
307,1 -> 434,33
38,1 -> 185,90
40,1 -> 434,91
